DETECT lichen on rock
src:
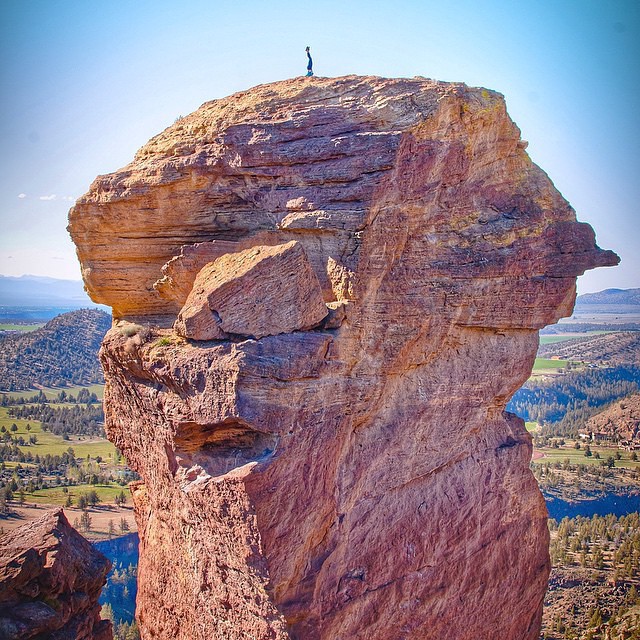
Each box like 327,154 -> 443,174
69,75 -> 618,639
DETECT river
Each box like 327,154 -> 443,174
545,492 -> 640,520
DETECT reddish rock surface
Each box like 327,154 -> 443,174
0,508 -> 112,640
174,240 -> 328,340
69,76 -> 618,639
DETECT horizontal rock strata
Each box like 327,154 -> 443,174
0,508 -> 112,640
69,75 -> 619,639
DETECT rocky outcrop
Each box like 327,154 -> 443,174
0,508 -> 112,640
69,76 -> 618,639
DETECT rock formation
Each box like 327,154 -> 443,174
0,508 -> 112,639
68,75 -> 618,639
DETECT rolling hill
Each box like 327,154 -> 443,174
576,288 -> 640,305
537,331 -> 640,366
0,309 -> 111,390
585,393 -> 640,444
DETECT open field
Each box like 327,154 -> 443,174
530,357 -> 581,378
533,442 -> 640,470
22,483 -> 129,506
0,503 -> 137,541
0,383 -> 105,401
539,335 -> 580,345
533,358 -> 574,370
539,331 -> 613,344
0,323 -> 44,332
0,405 -> 117,459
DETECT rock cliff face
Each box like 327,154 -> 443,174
69,76 -> 618,639
0,509 -> 112,639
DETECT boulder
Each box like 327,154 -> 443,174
174,241 -> 328,340
0,509 -> 112,640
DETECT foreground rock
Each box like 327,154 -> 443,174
0,508 -> 112,640
69,75 -> 619,639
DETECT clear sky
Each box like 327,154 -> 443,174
1,0 -> 638,293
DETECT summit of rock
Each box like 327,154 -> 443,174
69,75 -> 617,320
70,75 -> 618,639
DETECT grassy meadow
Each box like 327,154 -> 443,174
0,384 -> 138,538
0,323 -> 44,332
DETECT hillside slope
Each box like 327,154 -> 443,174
538,331 -> 640,365
0,309 -> 111,390
576,288 -> 640,305
586,393 -> 640,443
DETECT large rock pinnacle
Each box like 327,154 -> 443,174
69,75 -> 618,639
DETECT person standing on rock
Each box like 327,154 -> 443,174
305,46 -> 313,77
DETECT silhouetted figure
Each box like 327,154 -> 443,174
306,46 -> 313,77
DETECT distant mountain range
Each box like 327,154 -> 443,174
0,275 -> 96,306
576,288 -> 640,305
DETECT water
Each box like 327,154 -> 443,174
545,493 -> 640,521
94,533 -> 139,624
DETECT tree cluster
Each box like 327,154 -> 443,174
549,512 -> 640,578
8,403 -> 104,437
101,561 -> 138,636
0,387 -> 100,407
508,366 -> 640,437
545,513 -> 640,640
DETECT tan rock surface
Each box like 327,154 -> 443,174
70,76 -> 619,639
0,508 -> 112,640
174,240 -> 328,340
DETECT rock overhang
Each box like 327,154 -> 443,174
68,74 -> 618,326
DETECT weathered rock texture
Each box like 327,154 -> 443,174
174,240 -> 327,340
0,508 -> 112,640
68,76 -> 619,639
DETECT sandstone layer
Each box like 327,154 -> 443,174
69,76 -> 618,639
0,508 -> 112,640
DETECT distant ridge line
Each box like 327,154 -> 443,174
576,288 -> 640,306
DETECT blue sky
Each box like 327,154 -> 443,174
0,0 -> 638,293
